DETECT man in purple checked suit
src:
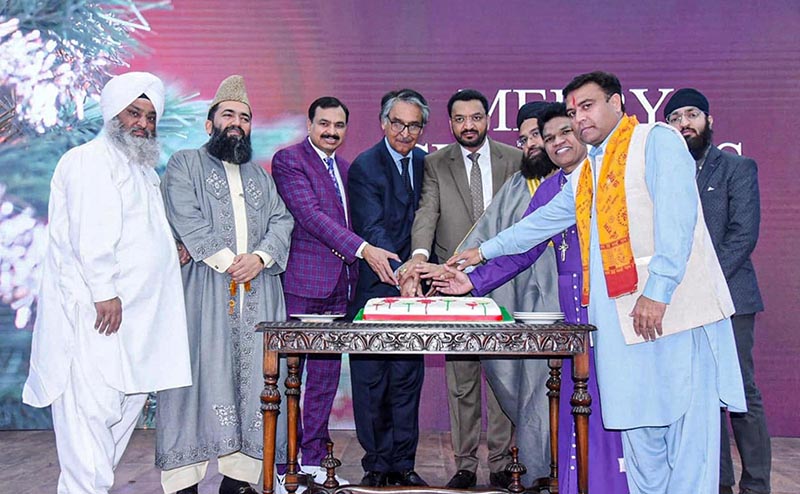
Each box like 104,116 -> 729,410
271,96 -> 400,485
426,103 -> 628,494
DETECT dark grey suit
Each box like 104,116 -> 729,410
698,145 -> 770,493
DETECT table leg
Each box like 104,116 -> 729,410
261,343 -> 281,494
284,355 -> 302,493
547,358 -> 562,494
571,347 -> 591,494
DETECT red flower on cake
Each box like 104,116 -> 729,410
382,297 -> 400,308
465,302 -> 478,310
418,298 -> 436,314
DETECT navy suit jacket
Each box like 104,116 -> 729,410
697,145 -> 764,314
347,140 -> 426,314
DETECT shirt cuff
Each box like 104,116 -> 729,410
642,274 -> 678,305
254,250 -> 276,269
90,283 -> 118,303
411,248 -> 430,260
355,241 -> 368,259
203,247 -> 236,273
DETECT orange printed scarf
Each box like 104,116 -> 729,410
575,114 -> 639,305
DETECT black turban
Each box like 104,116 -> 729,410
663,88 -> 709,119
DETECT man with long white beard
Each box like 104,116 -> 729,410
156,75 -> 294,494
23,71 -> 192,494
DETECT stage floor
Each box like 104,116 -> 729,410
1,430 -> 797,493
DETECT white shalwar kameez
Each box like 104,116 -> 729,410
23,72 -> 191,494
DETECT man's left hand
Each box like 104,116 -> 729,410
629,295 -> 667,342
227,253 -> 264,284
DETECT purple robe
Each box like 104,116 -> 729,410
470,171 -> 628,494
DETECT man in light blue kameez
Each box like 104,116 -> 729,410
446,72 -> 746,494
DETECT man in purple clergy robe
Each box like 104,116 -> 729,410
423,103 -> 628,494
271,97 -> 400,483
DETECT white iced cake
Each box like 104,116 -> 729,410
360,296 -> 504,322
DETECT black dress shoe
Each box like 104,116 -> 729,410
446,470 -> 477,489
176,485 -> 198,494
387,470 -> 429,487
489,470 -> 513,489
219,475 -> 258,494
360,471 -> 388,487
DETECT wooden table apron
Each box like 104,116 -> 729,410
257,321 -> 596,494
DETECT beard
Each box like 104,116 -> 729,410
520,149 -> 557,180
454,127 -> 487,149
105,118 -> 160,168
684,119 -> 714,160
207,124 -> 253,164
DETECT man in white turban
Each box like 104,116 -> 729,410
23,71 -> 192,494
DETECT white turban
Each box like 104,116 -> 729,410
100,71 -> 166,124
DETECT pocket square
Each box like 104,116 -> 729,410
707,186 -> 715,191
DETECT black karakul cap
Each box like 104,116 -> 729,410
516,101 -> 557,128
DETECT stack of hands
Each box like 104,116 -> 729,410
395,247 -> 484,297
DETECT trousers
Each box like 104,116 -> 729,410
51,356 -> 147,494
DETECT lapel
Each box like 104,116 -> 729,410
380,142 -> 413,207
446,144 -> 473,214
697,145 -> 722,195
488,138 -> 509,197
302,139 -> 346,219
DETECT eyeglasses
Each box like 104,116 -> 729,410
667,109 -> 704,125
516,129 -> 541,148
389,119 -> 424,135
451,114 -> 486,125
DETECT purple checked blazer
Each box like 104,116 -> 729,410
271,139 -> 362,300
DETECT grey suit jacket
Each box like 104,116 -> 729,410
697,145 -> 764,314
411,138 -> 522,262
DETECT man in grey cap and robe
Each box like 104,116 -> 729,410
23,71 -> 192,494
156,75 -> 294,494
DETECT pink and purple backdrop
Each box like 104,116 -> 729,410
125,0 -> 800,435
6,0 -> 799,436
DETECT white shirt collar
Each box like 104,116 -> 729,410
459,138 -> 491,163
307,136 -> 335,164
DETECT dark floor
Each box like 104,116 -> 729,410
1,430 -> 797,493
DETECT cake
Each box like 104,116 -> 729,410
357,296 -> 509,323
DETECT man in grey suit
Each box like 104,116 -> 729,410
400,89 -> 521,489
665,88 -> 770,494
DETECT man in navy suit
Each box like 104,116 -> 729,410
346,89 -> 430,488
665,89 -> 770,494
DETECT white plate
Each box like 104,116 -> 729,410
513,311 -> 564,318
290,313 -> 345,323
514,312 -> 564,324
517,318 -> 562,324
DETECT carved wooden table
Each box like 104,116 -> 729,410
257,321 -> 595,494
